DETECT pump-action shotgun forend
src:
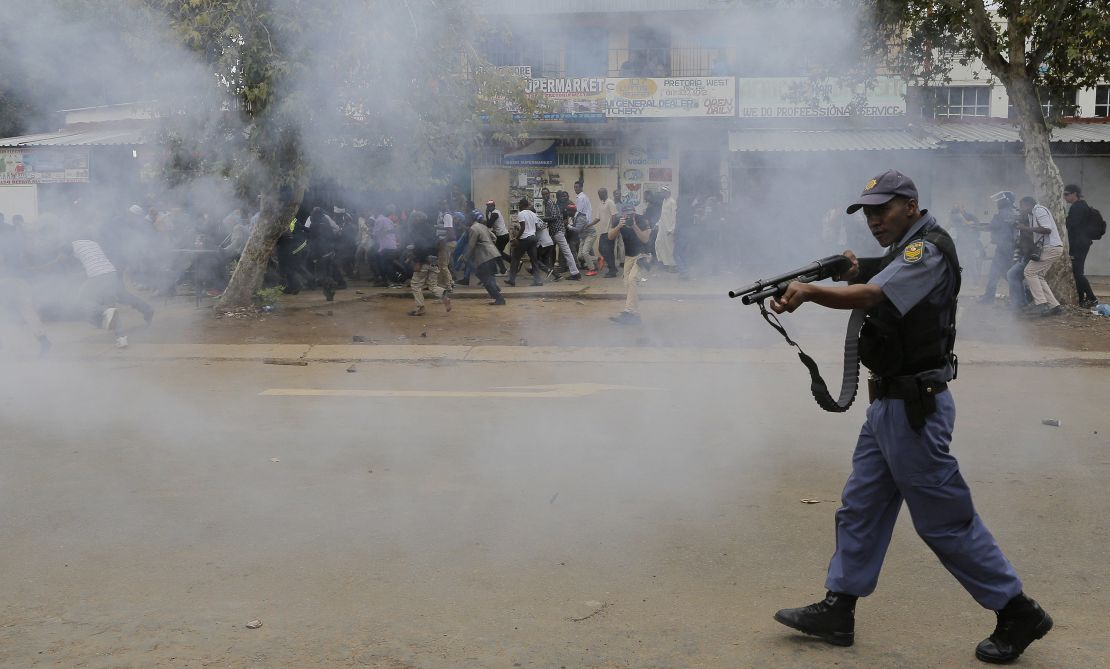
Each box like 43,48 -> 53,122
728,255 -> 853,304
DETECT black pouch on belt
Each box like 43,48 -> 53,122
905,379 -> 942,431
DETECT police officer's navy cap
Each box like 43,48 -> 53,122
846,169 -> 919,214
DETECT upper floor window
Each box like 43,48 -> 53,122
1007,87 -> 1077,120
922,86 -> 991,119
1096,85 -> 1110,117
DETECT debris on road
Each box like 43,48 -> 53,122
568,601 -> 609,622
352,335 -> 369,343
1042,418 -> 1061,427
263,358 -> 308,366
355,290 -> 364,294
270,458 -> 280,463
346,365 -> 357,373
575,301 -> 586,305
246,619 -> 262,629
800,499 -> 821,504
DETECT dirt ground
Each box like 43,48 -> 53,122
164,282 -> 1110,352
5,275 -> 1110,357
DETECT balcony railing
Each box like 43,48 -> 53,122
609,47 -> 735,78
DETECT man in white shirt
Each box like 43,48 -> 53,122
596,188 -> 620,276
573,180 -> 599,274
506,199 -> 544,287
1016,196 -> 1064,316
485,200 -> 511,274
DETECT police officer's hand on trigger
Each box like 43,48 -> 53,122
770,281 -> 814,314
837,250 -> 861,281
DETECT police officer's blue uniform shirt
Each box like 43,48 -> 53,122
868,212 -> 952,317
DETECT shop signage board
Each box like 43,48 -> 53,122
519,77 -> 608,122
514,76 -> 738,120
502,139 -> 558,167
0,147 -> 91,184
737,77 -> 906,118
605,77 -> 736,118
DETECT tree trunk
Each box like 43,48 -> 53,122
1007,76 -> 1078,304
217,188 -> 303,309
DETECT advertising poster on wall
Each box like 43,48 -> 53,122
606,77 -> 736,118
620,134 -> 675,208
0,147 -> 91,184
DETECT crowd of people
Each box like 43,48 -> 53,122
1,178 -> 1102,355
264,179 -> 701,324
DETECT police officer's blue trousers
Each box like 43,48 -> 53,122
825,391 -> 1023,610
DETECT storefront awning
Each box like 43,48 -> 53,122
502,139 -> 558,166
729,129 -> 939,152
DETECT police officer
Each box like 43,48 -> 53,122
979,191 -> 1021,304
769,170 -> 1052,664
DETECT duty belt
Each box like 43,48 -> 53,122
867,375 -> 947,430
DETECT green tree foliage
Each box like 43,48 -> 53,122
859,0 -> 1110,299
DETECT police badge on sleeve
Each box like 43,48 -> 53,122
903,240 -> 925,263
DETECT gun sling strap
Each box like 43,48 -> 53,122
757,301 -> 864,413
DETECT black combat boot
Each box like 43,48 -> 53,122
975,593 -> 1052,664
773,591 -> 856,646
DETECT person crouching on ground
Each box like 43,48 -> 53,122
71,234 -> 154,348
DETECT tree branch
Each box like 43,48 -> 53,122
941,0 -> 1010,80
1026,0 -> 1071,76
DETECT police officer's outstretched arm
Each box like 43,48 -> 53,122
770,281 -> 885,314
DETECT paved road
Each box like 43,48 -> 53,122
1,353 -> 1107,668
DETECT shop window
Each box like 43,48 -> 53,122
922,86 -> 991,119
1096,85 -> 1110,117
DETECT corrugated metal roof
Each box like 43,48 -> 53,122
922,122 -> 1110,143
0,127 -> 148,147
729,129 -> 939,152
